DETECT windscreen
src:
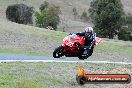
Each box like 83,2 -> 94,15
70,34 -> 76,39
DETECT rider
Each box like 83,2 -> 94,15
76,27 -> 96,56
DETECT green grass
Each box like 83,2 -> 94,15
95,42 -> 132,53
0,21 -> 67,56
0,20 -> 131,57
0,30 -> 66,56
0,62 -> 131,88
25,27 -> 67,40
0,34 -> 131,57
0,48 -> 51,56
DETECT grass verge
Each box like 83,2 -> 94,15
95,42 -> 132,53
0,48 -> 51,57
0,62 -> 131,88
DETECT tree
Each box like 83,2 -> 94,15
126,14 -> 132,29
118,27 -> 131,41
88,0 -> 98,20
80,10 -> 88,22
35,8 -> 48,28
6,4 -> 33,24
89,0 -> 124,38
39,1 -> 49,11
35,4 -> 61,30
72,7 -> 78,19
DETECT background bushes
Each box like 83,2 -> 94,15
6,4 -> 33,24
35,2 -> 61,30
6,2 -> 61,30
118,27 -> 132,41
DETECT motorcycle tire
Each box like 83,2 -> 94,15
78,55 -> 89,60
53,46 -> 64,58
89,47 -> 94,56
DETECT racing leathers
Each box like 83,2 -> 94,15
76,32 -> 96,56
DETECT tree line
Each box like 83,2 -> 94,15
72,0 -> 132,41
88,0 -> 132,41
6,0 -> 132,41
6,1 -> 60,30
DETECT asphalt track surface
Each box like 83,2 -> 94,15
0,54 -> 132,65
0,54 -> 79,61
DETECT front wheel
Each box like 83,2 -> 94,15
53,46 -> 64,58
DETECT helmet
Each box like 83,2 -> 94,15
85,27 -> 93,33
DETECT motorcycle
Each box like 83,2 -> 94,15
53,33 -> 102,60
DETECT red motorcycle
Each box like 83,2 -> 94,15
53,33 -> 93,60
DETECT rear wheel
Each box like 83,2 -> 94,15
89,47 -> 94,56
78,55 -> 89,60
78,49 -> 91,60
53,46 -> 64,58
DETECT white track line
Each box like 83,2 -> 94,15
0,60 -> 132,65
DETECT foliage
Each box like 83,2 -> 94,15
89,0 -> 124,38
35,4 -> 61,30
119,14 -> 132,41
6,4 -> 33,24
80,10 -> 88,22
88,0 -> 98,20
39,1 -> 49,11
126,14 -> 132,30
35,8 -> 48,28
72,7 -> 78,19
118,27 -> 132,41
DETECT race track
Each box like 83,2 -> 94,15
0,54 -> 132,65
0,54 -> 79,61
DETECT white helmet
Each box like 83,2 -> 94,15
85,27 -> 93,33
